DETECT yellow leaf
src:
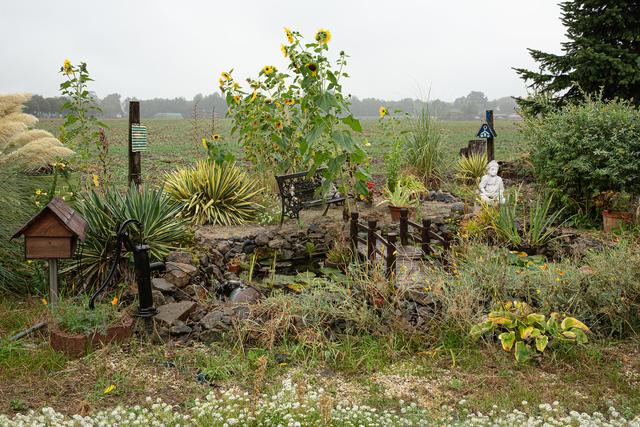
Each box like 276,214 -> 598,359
103,384 -> 116,394
561,317 -> 589,332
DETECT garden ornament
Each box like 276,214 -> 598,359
479,160 -> 505,204
89,219 -> 165,317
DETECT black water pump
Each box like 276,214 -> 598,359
89,219 -> 165,317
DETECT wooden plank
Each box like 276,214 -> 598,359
23,211 -> 73,237
26,237 -> 72,259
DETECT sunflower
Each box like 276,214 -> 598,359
315,28 -> 331,45
262,65 -> 275,75
284,98 -> 295,106
63,59 -> 73,74
284,27 -> 294,44
379,106 -> 388,119
250,90 -> 257,102
233,95 -> 241,104
221,71 -> 232,81
306,63 -> 318,77
212,134 -> 221,141
274,121 -> 284,130
280,44 -> 288,58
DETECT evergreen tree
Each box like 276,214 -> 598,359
514,0 -> 640,110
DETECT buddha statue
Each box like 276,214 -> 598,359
479,160 -> 505,204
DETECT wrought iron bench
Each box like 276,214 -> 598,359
275,168 -> 346,226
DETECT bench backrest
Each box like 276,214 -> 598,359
275,168 -> 327,203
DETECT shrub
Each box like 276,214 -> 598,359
68,185 -> 188,288
404,107 -> 445,186
52,297 -> 119,334
455,152 -> 487,184
522,95 -> 640,219
164,160 -> 261,225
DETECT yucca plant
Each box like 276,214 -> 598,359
455,152 -> 488,184
67,185 -> 188,289
164,160 -> 262,225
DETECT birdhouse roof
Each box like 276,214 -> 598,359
12,197 -> 88,241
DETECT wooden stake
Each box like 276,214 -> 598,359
486,110 -> 495,161
128,101 -> 142,187
48,259 -> 58,305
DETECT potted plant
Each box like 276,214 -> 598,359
49,297 -> 133,357
600,191 -> 634,232
377,176 -> 426,221
324,239 -> 351,271
227,255 -> 242,274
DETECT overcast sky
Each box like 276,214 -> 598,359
0,0 -> 566,102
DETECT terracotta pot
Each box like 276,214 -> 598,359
228,263 -> 241,274
50,315 -> 134,357
388,205 -> 406,221
602,210 -> 633,233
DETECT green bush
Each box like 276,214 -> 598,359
68,185 -> 188,289
52,297 -> 119,335
164,160 -> 262,226
522,95 -> 640,219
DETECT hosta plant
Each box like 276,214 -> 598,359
164,160 -> 262,225
470,300 -> 589,363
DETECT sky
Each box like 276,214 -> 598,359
0,0 -> 566,102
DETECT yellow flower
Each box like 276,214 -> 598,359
221,71 -> 231,81
284,27 -> 294,44
250,90 -> 257,102
379,106 -> 388,118
538,264 -> 549,271
35,189 -> 42,195
202,138 -> 208,149
306,63 -> 318,77
92,174 -> 100,188
41,298 -> 48,305
233,82 -> 240,89
103,384 -> 116,394
274,121 -> 283,130
262,65 -> 275,75
233,95 -> 241,104
218,78 -> 225,87
111,296 -> 118,306
63,59 -> 72,74
212,134 -> 220,141
315,28 -> 331,45
284,98 -> 295,106
280,44 -> 288,58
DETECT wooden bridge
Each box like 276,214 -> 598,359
348,209 -> 452,285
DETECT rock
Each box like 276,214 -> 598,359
154,301 -> 196,326
229,286 -> 261,303
217,241 -> 231,254
268,238 -> 287,249
199,253 -> 209,266
152,277 -> 177,294
164,262 -> 198,287
190,308 -> 208,322
152,290 -> 166,307
242,244 -> 256,254
209,249 -> 225,266
170,321 -> 192,336
200,311 -> 224,330
451,202 -> 465,213
166,251 -> 193,265
255,232 -> 270,246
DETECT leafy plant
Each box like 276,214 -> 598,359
68,185 -> 188,288
471,300 -> 589,363
594,190 -> 633,212
201,134 -> 235,165
164,160 -> 262,226
404,106 -> 445,186
52,297 -> 119,335
455,152 -> 488,184
522,94 -> 640,219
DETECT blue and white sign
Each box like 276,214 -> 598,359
476,123 -> 496,139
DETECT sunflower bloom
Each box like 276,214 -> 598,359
212,134 -> 220,141
379,106 -> 388,118
284,98 -> 295,106
233,95 -> 241,104
221,71 -> 231,81
202,138 -> 208,149
275,121 -> 283,130
284,27 -> 294,44
280,44 -> 288,58
63,59 -> 72,74
262,65 -> 275,75
306,63 -> 318,77
315,28 -> 331,45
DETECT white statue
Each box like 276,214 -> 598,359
479,160 -> 505,204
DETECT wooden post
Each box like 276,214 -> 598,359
399,208 -> 408,246
350,212 -> 359,253
367,219 -> 377,262
421,219 -> 431,256
128,101 -> 142,187
486,110 -> 495,161
48,259 -> 58,305
385,233 -> 397,281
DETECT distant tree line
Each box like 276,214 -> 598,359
24,90 -> 518,120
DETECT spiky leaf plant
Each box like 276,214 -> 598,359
164,160 -> 262,225
67,185 -> 189,289
455,152 -> 488,184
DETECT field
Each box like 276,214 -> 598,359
36,118 -> 526,188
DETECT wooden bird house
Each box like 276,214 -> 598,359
13,197 -> 88,259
